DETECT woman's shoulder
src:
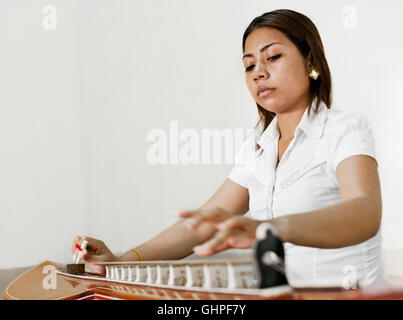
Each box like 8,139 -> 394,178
235,129 -> 259,158
324,107 -> 372,137
322,106 -> 376,169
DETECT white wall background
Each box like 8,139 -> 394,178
0,0 -> 86,268
0,0 -> 402,271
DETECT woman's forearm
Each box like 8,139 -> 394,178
117,218 -> 217,261
270,196 -> 382,248
117,179 -> 249,262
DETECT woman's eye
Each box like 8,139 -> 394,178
267,54 -> 281,62
245,65 -> 255,72
244,54 -> 281,72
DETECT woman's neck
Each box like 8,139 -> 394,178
276,102 -> 308,140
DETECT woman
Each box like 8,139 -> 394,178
72,9 -> 386,288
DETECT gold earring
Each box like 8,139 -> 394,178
309,68 -> 320,80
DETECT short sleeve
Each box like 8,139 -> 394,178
228,133 -> 256,188
331,114 -> 377,171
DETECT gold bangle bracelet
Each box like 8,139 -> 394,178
130,248 -> 143,261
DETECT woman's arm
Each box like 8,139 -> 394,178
180,155 -> 382,254
110,178 -> 249,261
271,154 -> 382,248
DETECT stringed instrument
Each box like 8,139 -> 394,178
4,226 -> 403,300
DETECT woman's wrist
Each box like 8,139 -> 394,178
116,250 -> 140,262
268,216 -> 291,242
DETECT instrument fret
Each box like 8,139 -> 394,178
101,259 -> 256,290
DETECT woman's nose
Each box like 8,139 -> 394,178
253,63 -> 269,81
254,70 -> 269,82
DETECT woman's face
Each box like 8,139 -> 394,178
243,27 -> 311,114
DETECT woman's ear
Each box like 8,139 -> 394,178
305,51 -> 315,72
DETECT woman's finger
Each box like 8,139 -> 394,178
179,207 -> 231,230
177,209 -> 198,218
179,207 -> 229,221
195,217 -> 260,254
178,210 -> 205,229
71,236 -> 81,255
227,234 -> 256,248
72,236 -> 87,260
193,228 -> 238,255
218,216 -> 259,232
72,236 -> 103,260
81,249 -> 105,262
183,218 -> 199,229
218,217 -> 259,248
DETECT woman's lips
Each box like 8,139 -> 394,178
258,88 -> 275,98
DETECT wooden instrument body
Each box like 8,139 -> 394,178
4,260 -> 403,300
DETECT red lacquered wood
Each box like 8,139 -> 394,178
4,261 -> 403,300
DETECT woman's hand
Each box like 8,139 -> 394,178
71,236 -> 117,274
177,206 -> 261,256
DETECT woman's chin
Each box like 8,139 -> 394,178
257,98 -> 279,112
259,104 -> 279,114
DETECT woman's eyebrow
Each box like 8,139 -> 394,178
242,42 -> 282,60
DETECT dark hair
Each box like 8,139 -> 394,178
242,9 -> 332,134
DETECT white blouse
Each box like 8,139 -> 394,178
228,98 -> 387,288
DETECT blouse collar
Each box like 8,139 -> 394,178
257,97 -> 329,150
